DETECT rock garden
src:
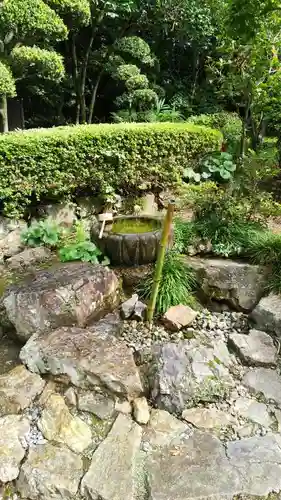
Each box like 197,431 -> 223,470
2,172 -> 281,499
1,118 -> 281,500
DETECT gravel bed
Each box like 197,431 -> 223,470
120,310 -> 250,351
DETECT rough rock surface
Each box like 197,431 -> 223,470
133,397 -> 150,425
0,218 -> 26,261
163,304 -> 198,331
250,293 -> 281,336
228,329 -> 277,367
147,430 -> 240,499
185,257 -> 267,311
143,409 -> 188,448
182,407 -> 235,429
77,390 -> 115,419
81,414 -> 142,500
120,294 -> 138,319
140,339 -> 234,414
227,434 -> 281,497
147,431 -> 281,499
243,367 -> 281,406
0,365 -> 45,416
3,262 -> 119,341
233,397 -> 273,427
5,247 -> 52,271
0,415 -> 30,483
20,314 -> 143,399
38,393 -> 92,453
17,443 -> 83,500
132,300 -> 147,321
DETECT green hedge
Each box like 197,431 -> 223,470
0,122 -> 222,217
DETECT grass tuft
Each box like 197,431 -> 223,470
137,251 -> 198,315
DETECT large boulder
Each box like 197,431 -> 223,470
250,293 -> 281,337
185,257 -> 267,312
138,338 -> 234,414
3,262 -> 119,342
20,314 -> 143,400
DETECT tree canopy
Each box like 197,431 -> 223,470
1,0 -> 281,134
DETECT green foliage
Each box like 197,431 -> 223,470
0,61 -> 16,96
187,112 -> 242,154
115,64 -> 140,81
126,74 -> 149,91
0,122 -> 221,217
59,240 -> 103,264
201,152 -> 236,182
132,88 -> 158,108
0,0 -> 68,42
173,219 -> 196,253
21,220 -> 62,247
45,0 -> 91,27
116,36 -> 153,65
138,251 -> 198,314
11,46 -> 65,82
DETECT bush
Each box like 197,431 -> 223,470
0,122 -> 222,217
187,111 -> 242,154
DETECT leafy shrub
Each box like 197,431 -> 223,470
21,220 -> 62,247
200,152 -> 236,182
59,240 -> 107,264
187,111 -> 242,154
138,251 -> 198,314
0,122 -> 222,217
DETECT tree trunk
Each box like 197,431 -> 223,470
88,72 -> 103,124
1,95 -> 8,132
71,35 -> 81,124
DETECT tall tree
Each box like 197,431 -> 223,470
0,0 -> 68,131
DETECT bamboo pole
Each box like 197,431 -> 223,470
147,202 -> 175,325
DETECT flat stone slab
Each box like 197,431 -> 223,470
147,431 -> 240,499
250,293 -> 281,336
233,397 -> 273,427
147,431 -> 281,499
227,435 -> 281,497
3,262 -> 119,341
242,368 -> 281,406
228,329 -> 277,367
182,407 -> 236,429
81,414 -> 142,500
17,443 -> 83,499
38,393 -> 92,454
20,314 -> 143,400
0,365 -> 45,416
0,415 -> 30,483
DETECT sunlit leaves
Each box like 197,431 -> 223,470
11,46 -> 65,82
0,61 -> 15,96
0,0 -> 68,43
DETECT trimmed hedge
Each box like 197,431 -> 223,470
0,122 -> 222,217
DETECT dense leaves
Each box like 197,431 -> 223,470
0,122 -> 221,216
